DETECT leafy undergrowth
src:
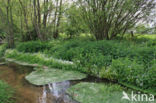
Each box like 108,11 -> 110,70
25,68 -> 86,86
120,82 -> 156,96
67,82 -> 155,103
5,50 -> 86,85
0,44 -> 7,58
4,38 -> 156,94
0,80 -> 15,103
5,49 -> 76,70
67,82 -> 125,103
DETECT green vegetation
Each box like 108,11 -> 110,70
3,36 -> 156,94
0,80 -> 14,103
25,68 -> 86,85
0,44 -> 7,58
0,0 -> 156,102
67,82 -> 155,103
67,82 -> 126,103
5,49 -> 75,70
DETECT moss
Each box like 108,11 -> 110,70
67,82 -> 153,103
25,68 -> 86,86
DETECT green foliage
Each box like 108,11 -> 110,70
103,58 -> 156,92
67,82 -> 129,103
5,49 -> 76,70
78,0 -> 155,40
0,30 -> 6,39
0,80 -> 14,103
16,41 -> 51,53
0,44 -> 7,57
5,38 -> 156,94
146,40 -> 156,47
64,5 -> 89,38
109,59 -> 143,86
135,25 -> 153,34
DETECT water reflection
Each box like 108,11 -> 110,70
0,63 -> 78,103
39,81 -> 77,103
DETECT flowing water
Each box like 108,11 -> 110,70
0,63 -> 78,103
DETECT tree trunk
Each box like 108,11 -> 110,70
37,0 -> 41,28
43,0 -> 49,28
53,0 -> 62,39
33,0 -> 42,40
6,0 -> 14,48
19,0 -> 32,40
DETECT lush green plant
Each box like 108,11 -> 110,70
108,58 -> 156,91
0,44 -> 7,58
67,82 -> 126,103
6,38 -> 156,94
5,50 -> 76,71
78,0 -> 155,40
16,41 -> 51,53
0,80 -> 14,103
64,5 -> 89,38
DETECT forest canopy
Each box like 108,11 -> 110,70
0,0 -> 155,47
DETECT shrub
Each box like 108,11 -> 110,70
0,44 -> 7,58
146,40 -> 156,47
5,50 -> 76,71
8,39 -> 156,92
108,58 -> 155,90
16,41 -> 51,53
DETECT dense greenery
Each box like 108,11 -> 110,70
0,80 -> 14,103
3,35 -> 156,94
5,49 -> 75,70
0,0 -> 156,102
67,82 -> 132,103
78,0 -> 155,40
0,0 -> 155,47
0,44 -> 7,58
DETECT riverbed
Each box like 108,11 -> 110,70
0,63 -> 77,103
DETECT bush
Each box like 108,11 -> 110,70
0,44 -> 7,58
0,80 -> 14,103
16,41 -> 51,53
5,50 -> 76,71
108,58 -> 155,90
10,39 -> 156,92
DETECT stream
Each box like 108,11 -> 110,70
0,62 -> 79,103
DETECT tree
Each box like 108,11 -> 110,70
78,0 -> 155,40
53,0 -> 63,39
0,0 -> 15,48
64,4 -> 89,38
19,0 -> 32,40
33,0 -> 43,41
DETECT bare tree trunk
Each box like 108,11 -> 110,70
19,0 -> 32,40
43,0 -> 49,28
33,0 -> 42,40
53,0 -> 58,37
37,0 -> 41,28
6,0 -> 14,48
53,0 -> 62,39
